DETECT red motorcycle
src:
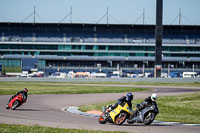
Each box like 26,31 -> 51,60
6,93 -> 27,110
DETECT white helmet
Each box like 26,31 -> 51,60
151,93 -> 157,101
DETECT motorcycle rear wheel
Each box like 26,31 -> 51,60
144,111 -> 155,125
115,112 -> 127,125
11,101 -> 19,110
99,113 -> 107,124
127,117 -> 135,124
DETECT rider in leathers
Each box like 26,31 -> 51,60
134,93 -> 157,116
107,92 -> 133,112
7,88 -> 28,104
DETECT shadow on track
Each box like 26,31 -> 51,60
118,123 -> 172,127
14,108 -> 44,111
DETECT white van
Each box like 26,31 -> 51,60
182,72 -> 197,78
49,72 -> 66,78
90,72 -> 107,78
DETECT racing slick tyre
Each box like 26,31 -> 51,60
144,111 -> 155,125
99,113 -> 107,124
11,101 -> 19,110
115,112 -> 128,125
5,104 -> 9,109
127,117 -> 135,124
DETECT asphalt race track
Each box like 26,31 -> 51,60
0,85 -> 200,133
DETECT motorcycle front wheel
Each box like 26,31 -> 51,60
11,101 -> 19,110
5,104 -> 9,109
143,111 -> 155,125
115,112 -> 127,125
127,117 -> 135,124
99,113 -> 107,124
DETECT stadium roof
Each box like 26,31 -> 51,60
0,22 -> 200,33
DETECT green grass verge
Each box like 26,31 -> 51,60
79,93 -> 200,124
58,81 -> 200,87
0,81 -> 148,95
125,82 -> 200,87
0,123 -> 128,133
1,80 -> 200,87
0,80 -> 199,95
156,93 -> 200,124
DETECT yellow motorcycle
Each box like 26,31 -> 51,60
99,102 -> 134,125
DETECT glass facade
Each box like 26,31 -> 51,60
0,23 -> 200,70
0,43 -> 200,58
0,59 -> 21,67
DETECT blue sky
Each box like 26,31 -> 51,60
0,0 -> 199,25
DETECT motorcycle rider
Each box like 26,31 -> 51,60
133,93 -> 158,117
7,88 -> 28,104
106,92 -> 134,112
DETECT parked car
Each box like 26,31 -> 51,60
197,72 -> 200,77
91,72 -> 107,78
161,72 -> 168,78
48,72 -> 66,78
27,71 -> 44,78
169,72 -> 182,78
144,72 -> 152,78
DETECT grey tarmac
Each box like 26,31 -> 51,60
0,86 -> 200,133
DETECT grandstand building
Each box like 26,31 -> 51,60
0,22 -> 200,73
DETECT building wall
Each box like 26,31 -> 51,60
0,23 -> 200,71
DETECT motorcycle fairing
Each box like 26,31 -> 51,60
109,103 -> 133,122
7,94 -> 24,109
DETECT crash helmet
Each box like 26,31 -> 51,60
24,88 -> 28,93
127,92 -> 133,101
151,93 -> 157,101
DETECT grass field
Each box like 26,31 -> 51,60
0,81 -> 148,95
0,123 -> 128,133
123,82 -> 200,87
0,81 -> 200,95
79,92 -> 200,124
71,81 -> 200,87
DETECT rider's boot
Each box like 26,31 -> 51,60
133,109 -> 139,117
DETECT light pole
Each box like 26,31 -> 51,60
193,64 -> 195,73
142,63 -> 145,77
168,63 -> 170,78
